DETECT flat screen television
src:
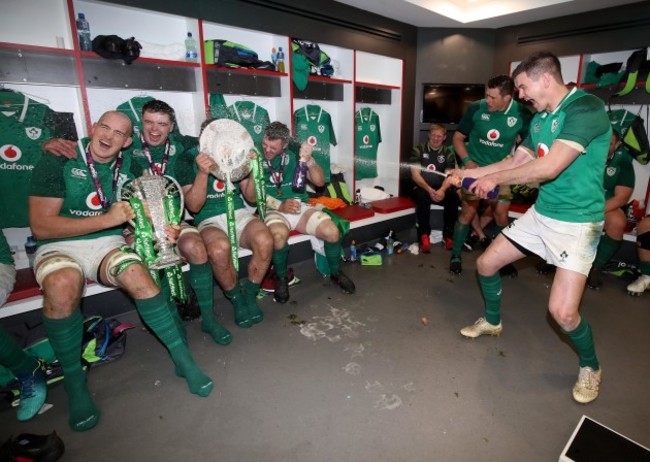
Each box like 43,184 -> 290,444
422,83 -> 486,125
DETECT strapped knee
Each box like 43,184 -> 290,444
305,211 -> 331,235
105,246 -> 143,286
35,252 -> 83,287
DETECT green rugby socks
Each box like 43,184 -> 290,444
272,244 -> 290,278
479,273 -> 502,326
43,310 -> 99,431
452,222 -> 470,257
243,279 -> 264,325
224,284 -> 252,328
593,234 -> 622,269
565,317 -> 599,370
189,263 -> 232,345
136,293 -> 213,397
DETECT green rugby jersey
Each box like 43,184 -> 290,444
126,133 -> 197,179
522,88 -> 611,223
355,107 -> 382,180
175,148 -> 245,226
262,149 -> 308,204
294,105 -> 336,182
227,100 -> 269,152
0,95 -> 57,228
30,139 -> 134,245
603,147 -> 635,200
457,99 -> 530,167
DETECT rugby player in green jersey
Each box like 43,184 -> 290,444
451,52 -> 610,404
29,111 -> 213,431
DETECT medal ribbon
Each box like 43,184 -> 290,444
84,143 -> 123,209
265,153 -> 286,197
225,173 -> 239,272
140,134 -> 170,176
250,147 -> 267,220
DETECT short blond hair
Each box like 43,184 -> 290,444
429,124 -> 446,135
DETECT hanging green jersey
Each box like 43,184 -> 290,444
0,95 -> 57,228
30,139 -> 134,245
355,107 -> 382,180
0,233 -> 13,265
294,105 -> 337,182
457,99 -> 530,167
262,149 -> 308,203
522,88 -> 611,223
116,96 -> 154,139
209,93 -> 230,120
228,100 -> 269,152
126,133 -> 197,179
175,148 -> 245,226
603,147 -> 635,200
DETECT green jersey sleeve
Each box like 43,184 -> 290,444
30,153 -> 67,198
558,96 -> 611,150
456,101 -> 481,136
175,150 -> 198,187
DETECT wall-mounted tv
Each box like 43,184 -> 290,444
422,83 -> 486,125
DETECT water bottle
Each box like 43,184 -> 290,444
462,177 -> 499,200
185,32 -> 198,62
386,235 -> 394,255
25,235 -> 37,268
277,47 -> 285,73
292,160 -> 308,192
76,13 -> 92,51
350,240 -> 357,262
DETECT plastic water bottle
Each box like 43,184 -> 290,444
185,32 -> 198,62
277,47 -> 285,73
386,235 -> 394,255
76,13 -> 92,51
292,160 -> 308,192
25,235 -> 37,268
350,240 -> 357,262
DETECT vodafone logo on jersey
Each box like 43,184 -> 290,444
85,192 -> 103,210
0,145 -> 22,162
426,165 -> 436,172
487,129 -> 500,141
307,136 -> 317,146
212,179 -> 226,193
536,143 -> 550,158
362,135 -> 370,145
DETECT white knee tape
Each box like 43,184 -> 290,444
35,254 -> 83,287
105,249 -> 143,286
305,211 -> 330,235
264,211 -> 288,228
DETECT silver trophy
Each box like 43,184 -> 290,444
200,118 -> 254,182
118,175 -> 185,269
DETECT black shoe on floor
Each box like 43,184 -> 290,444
500,263 -> 518,278
0,431 -> 65,462
536,262 -> 556,275
449,256 -> 462,275
274,276 -> 290,303
587,266 -> 603,290
479,236 -> 492,250
331,270 -> 356,294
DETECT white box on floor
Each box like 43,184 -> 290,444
559,415 -> 650,462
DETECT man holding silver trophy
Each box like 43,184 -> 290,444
177,118 -> 274,330
123,100 -> 235,346
28,111 -> 214,432
260,121 -> 356,303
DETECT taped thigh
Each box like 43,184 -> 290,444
35,252 -> 83,287
105,246 -> 143,286
264,211 -> 289,229
305,210 -> 331,235
179,221 -> 199,237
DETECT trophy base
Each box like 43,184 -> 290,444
149,254 -> 184,270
